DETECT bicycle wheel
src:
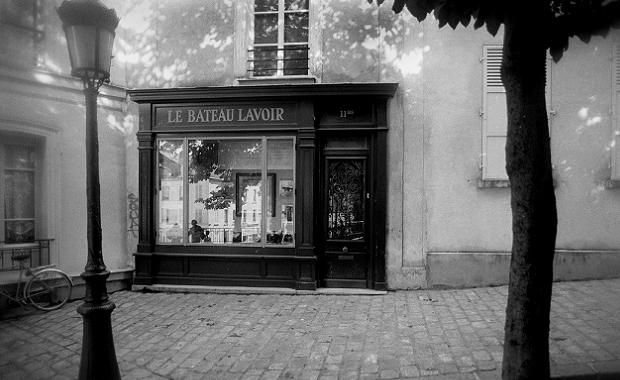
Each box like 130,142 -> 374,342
25,268 -> 73,311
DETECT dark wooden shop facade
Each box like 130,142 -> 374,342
129,83 -> 397,290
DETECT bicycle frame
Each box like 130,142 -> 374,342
0,262 -> 56,305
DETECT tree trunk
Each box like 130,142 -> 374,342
501,5 -> 558,380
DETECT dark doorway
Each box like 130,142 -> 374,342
319,136 -> 372,288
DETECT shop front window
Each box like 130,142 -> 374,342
189,139 -> 263,244
157,140 -> 184,244
157,137 -> 295,247
266,139 -> 294,245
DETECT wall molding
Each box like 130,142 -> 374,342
427,250 -> 620,288
0,64 -> 126,111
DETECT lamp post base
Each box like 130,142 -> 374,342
77,271 -> 121,380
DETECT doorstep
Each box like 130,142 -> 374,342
132,284 -> 387,296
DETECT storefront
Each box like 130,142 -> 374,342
129,83 -> 397,290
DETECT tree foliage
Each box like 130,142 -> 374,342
187,140 -> 262,211
373,0 -> 620,61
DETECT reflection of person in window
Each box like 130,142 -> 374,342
166,223 -> 183,243
188,220 -> 205,243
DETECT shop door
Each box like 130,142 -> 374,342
319,142 -> 372,288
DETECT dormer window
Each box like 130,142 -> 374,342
250,0 -> 309,77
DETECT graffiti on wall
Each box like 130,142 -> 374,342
128,192 -> 139,238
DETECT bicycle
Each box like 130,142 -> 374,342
0,251 -> 73,311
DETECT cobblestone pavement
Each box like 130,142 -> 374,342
1,279 -> 619,380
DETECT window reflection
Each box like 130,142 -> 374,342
284,13 -> 308,43
157,138 -> 295,247
158,140 -> 184,244
254,14 -> 278,44
266,139 -> 294,246
327,159 -> 365,241
189,139 -> 263,245
285,0 -> 309,11
284,46 -> 308,76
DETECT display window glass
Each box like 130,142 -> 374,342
157,140 -> 184,244
157,137 -> 295,247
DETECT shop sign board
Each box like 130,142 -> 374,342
155,103 -> 296,127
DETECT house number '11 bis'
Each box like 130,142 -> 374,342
339,110 -> 354,118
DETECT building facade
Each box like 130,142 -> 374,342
1,0 -> 619,293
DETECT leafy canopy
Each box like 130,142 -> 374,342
371,0 -> 620,61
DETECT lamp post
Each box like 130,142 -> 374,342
57,1 -> 121,379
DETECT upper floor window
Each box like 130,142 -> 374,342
0,0 -> 43,67
480,45 -> 552,185
481,45 -> 508,182
250,0 -> 309,77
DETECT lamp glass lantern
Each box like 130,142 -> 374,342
58,0 -> 119,86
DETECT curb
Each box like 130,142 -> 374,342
132,284 -> 388,296
551,360 -> 620,380
468,362 -> 620,380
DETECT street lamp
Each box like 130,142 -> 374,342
57,1 -> 121,379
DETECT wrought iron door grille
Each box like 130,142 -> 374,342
327,160 -> 365,241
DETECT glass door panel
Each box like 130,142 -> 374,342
327,159 -> 365,241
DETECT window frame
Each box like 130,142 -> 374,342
481,45 -> 509,182
0,139 -> 39,245
250,0 -> 310,77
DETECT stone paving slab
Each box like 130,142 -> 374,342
1,279 -> 619,379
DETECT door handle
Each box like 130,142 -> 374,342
342,246 -> 349,253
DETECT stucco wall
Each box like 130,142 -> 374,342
109,0 -> 236,89
552,38 -> 620,250
416,27 -> 620,287
420,25 -> 512,254
0,69 -> 130,277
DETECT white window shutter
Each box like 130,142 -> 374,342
612,44 -> 620,180
482,45 -> 509,180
